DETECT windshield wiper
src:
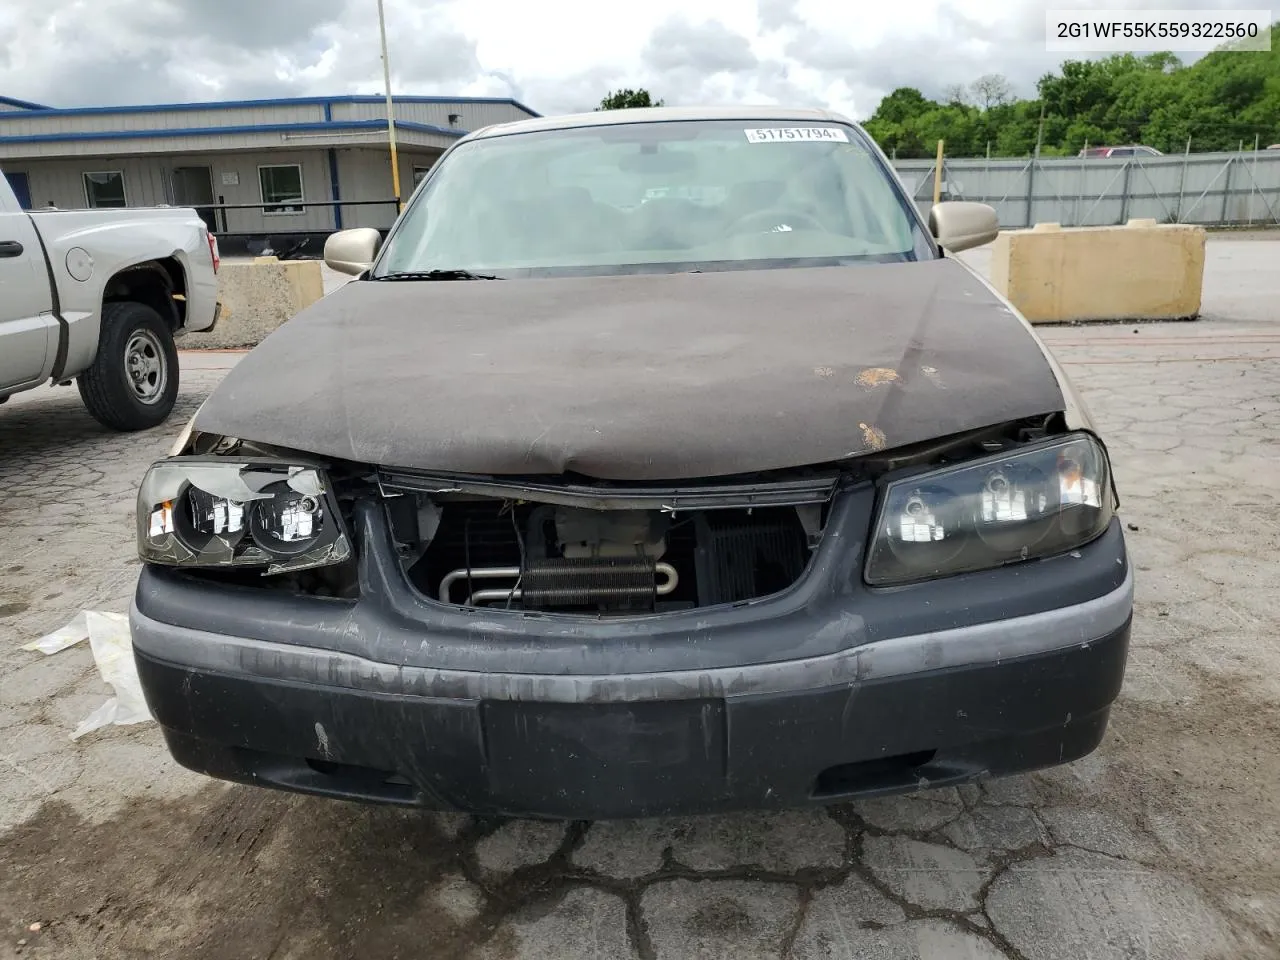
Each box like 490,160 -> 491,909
373,269 -> 502,281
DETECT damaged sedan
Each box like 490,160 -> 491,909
130,107 -> 1132,819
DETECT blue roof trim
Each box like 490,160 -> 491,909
0,94 -> 540,119
0,95 -> 52,110
0,119 -> 470,145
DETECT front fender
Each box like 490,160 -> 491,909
951,253 -> 1097,432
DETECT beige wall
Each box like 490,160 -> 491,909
335,147 -> 442,229
13,150 -> 336,231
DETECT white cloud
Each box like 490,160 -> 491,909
0,0 -> 1241,119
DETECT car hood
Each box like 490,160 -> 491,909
194,258 -> 1065,481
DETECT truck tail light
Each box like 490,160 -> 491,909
206,231 -> 220,274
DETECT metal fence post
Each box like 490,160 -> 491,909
985,142 -> 990,212
1025,159 -> 1036,227
1220,154 -> 1235,223
1118,160 -> 1133,224
932,140 -> 945,205
1076,144 -> 1087,226
1250,134 -> 1260,226
1174,136 -> 1191,222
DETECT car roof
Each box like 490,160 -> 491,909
466,105 -> 856,141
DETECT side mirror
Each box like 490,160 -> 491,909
324,228 -> 381,276
928,201 -> 999,253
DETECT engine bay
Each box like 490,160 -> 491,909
390,497 -> 821,614
174,414 -> 1073,609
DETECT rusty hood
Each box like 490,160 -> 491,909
193,258 -> 1065,480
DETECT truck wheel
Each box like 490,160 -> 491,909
78,300 -> 180,431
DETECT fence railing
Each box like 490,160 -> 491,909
198,198 -> 400,234
74,151 -> 1280,237
892,149 -> 1280,229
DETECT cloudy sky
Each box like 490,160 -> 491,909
0,0 -> 1245,119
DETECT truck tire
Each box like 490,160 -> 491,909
78,300 -> 180,431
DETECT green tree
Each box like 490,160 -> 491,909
863,87 -> 933,157
860,23 -> 1280,157
872,87 -> 931,124
598,89 -> 664,110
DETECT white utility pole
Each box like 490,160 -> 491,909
377,0 -> 403,213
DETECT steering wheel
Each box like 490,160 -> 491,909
728,209 -> 826,234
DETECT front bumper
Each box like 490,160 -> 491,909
131,497 -> 1133,819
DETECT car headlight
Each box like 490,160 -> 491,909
137,458 -> 351,574
865,434 -> 1114,585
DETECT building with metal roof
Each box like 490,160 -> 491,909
0,95 -> 53,112
0,94 -> 539,251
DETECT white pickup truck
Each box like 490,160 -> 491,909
1,167 -> 220,430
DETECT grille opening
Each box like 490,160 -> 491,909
302,759 -> 416,801
182,563 -> 359,598
305,758 -> 408,784
402,497 -> 819,614
812,750 -> 937,798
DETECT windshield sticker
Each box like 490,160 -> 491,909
744,127 -> 849,144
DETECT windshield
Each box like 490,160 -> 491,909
374,120 -> 934,279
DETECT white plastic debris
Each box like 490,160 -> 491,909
22,611 -> 95,655
23,610 -> 153,739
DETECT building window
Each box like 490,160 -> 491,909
83,171 -> 127,208
259,165 -> 304,215
412,165 -> 432,187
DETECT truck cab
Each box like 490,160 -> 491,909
0,170 -> 57,395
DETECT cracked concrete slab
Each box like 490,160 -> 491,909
792,874 -> 906,943
1038,807 -> 1162,863
427,872 -> 487,925
667,811 -> 847,873
852,790 -> 964,833
0,723 -> 85,831
2,237 -> 1279,959
793,917 -> 1007,960
641,879 -> 799,959
572,819 -> 671,879
940,805 -> 1049,854
0,704 -> 35,731
0,647 -> 94,705
478,888 -> 635,960
573,811 -> 846,879
862,837 -> 989,912
474,820 -> 567,877
985,848 -> 1240,960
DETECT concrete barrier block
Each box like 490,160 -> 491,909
990,220 -> 1206,324
183,260 -> 325,349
